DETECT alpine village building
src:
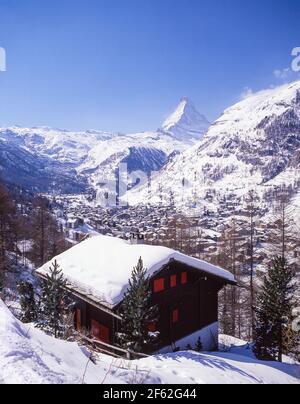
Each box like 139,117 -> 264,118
36,234 -> 236,355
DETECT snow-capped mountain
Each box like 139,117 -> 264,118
0,99 -> 209,193
162,97 -> 210,142
127,81 -> 300,209
0,127 -> 116,166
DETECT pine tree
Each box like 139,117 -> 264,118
18,281 -> 38,323
37,260 -> 69,339
253,257 -> 296,362
0,183 -> 14,292
118,257 -> 158,353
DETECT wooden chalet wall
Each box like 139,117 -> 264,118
72,260 -> 226,352
150,261 -> 224,349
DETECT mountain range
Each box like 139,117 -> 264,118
0,98 -> 209,193
127,81 -> 300,213
1,81 -> 300,216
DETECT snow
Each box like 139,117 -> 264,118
1,300 -> 299,384
127,80 -> 300,209
135,347 -> 300,385
17,240 -> 34,254
162,97 -> 210,141
207,81 -> 300,142
0,98 -> 209,196
159,322 -> 219,354
0,300 -> 122,384
37,235 -> 235,307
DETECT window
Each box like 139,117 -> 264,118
99,324 -> 110,344
181,272 -> 188,285
91,319 -> 100,339
154,278 -> 165,293
148,322 -> 157,333
172,309 -> 179,324
170,274 -> 177,288
91,320 -> 110,344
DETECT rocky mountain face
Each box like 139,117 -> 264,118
0,136 -> 86,193
127,81 -> 300,212
0,99 -> 209,193
3,79 -> 300,211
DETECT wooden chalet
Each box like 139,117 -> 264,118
36,235 -> 236,354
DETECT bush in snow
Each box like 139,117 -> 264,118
185,337 -> 203,353
195,337 -> 203,352
18,281 -> 38,323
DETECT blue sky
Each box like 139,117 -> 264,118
0,0 -> 299,132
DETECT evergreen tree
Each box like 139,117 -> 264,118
118,257 -> 158,353
0,183 -> 14,292
253,257 -> 296,362
37,260 -> 69,338
18,281 -> 38,323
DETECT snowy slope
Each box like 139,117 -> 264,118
77,131 -> 188,189
1,301 -> 299,385
132,349 -> 300,385
37,235 -> 235,307
128,81 -> 300,208
0,300 -> 123,384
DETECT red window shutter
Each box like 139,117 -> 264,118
181,272 -> 188,285
91,320 -> 110,344
91,320 -> 100,339
170,274 -> 177,288
172,309 -> 179,324
154,278 -> 165,293
76,308 -> 81,331
99,324 -> 110,344
148,322 -> 157,333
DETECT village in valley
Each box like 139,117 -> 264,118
0,178 -> 299,384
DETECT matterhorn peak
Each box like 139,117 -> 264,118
162,98 -> 210,142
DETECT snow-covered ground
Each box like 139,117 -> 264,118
0,300 -> 299,385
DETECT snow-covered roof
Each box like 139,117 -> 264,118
37,235 -> 235,307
